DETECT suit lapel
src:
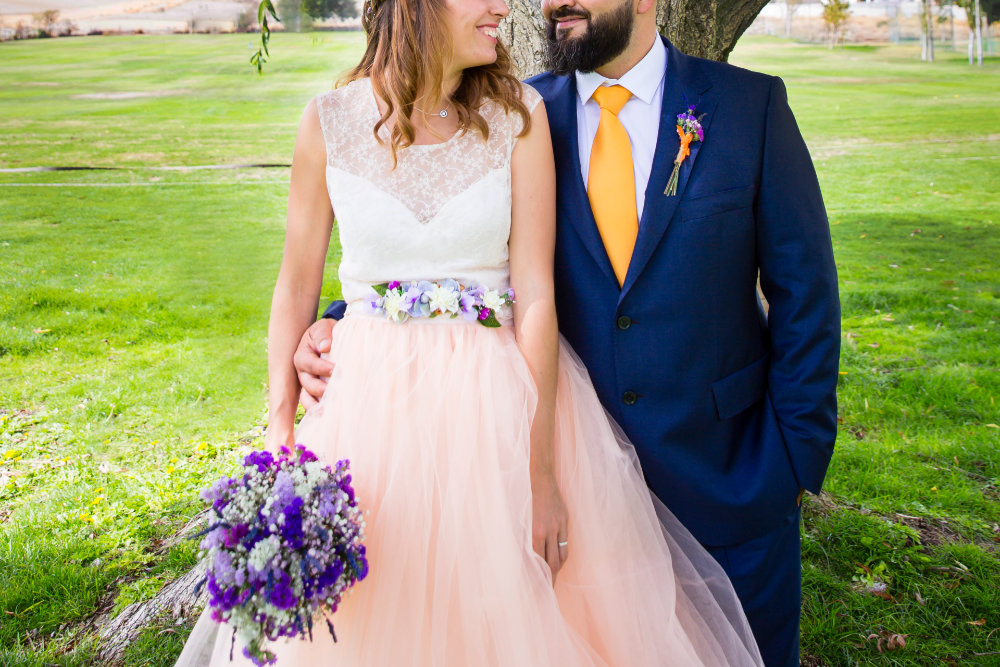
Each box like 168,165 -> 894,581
620,39 -> 715,299
546,74 -> 619,287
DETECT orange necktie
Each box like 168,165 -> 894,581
588,85 -> 637,287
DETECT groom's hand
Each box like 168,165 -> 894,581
294,319 -> 337,409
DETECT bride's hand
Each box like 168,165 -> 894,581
531,469 -> 569,585
294,318 -> 337,409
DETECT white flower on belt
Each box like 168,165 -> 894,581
381,289 -> 408,323
482,289 -> 505,312
426,283 -> 461,315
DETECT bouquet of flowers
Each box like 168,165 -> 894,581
195,444 -> 368,665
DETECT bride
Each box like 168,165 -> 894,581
176,0 -> 762,664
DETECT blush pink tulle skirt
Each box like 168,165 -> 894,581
176,312 -> 762,666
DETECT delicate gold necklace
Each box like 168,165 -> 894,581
413,102 -> 451,119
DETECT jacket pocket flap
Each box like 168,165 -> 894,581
711,353 -> 768,420
679,184 -> 755,221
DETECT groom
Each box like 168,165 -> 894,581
295,0 -> 840,664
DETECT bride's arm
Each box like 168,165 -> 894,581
265,98 -> 335,452
509,99 -> 566,580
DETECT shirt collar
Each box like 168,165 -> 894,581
575,36 -> 666,107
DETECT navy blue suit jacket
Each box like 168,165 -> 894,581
524,37 -> 840,546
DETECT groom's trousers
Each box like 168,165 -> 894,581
704,507 -> 802,667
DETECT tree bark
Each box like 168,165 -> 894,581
656,0 -> 770,61
500,0 -> 549,79
94,510 -> 210,666
502,0 -> 772,78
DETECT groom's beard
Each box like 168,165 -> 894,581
546,0 -> 635,76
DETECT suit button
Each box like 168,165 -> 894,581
622,391 -> 638,405
616,316 -> 632,330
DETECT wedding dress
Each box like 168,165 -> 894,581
174,78 -> 762,666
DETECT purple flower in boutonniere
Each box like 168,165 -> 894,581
664,105 -> 706,197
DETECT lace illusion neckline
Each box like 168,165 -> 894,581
365,79 -> 462,150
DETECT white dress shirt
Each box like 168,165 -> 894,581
575,37 -> 667,222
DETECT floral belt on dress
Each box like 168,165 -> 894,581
365,279 -> 515,327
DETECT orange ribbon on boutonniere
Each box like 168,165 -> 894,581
664,105 -> 706,197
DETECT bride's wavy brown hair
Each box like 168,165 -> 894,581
340,0 -> 532,166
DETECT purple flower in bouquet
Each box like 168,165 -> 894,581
244,450 -> 274,473
194,444 -> 368,666
223,523 -> 249,548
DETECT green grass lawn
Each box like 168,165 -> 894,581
1,33 -> 998,666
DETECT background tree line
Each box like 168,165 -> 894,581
277,0 -> 359,32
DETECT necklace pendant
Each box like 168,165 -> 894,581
439,110 -> 448,118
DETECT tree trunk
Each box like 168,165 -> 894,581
502,0 -> 771,78
93,510 -> 210,666
920,0 -> 929,59
656,0 -> 770,61
500,0 -> 549,80
975,0 -> 983,64
97,561 -> 208,664
950,2 -> 956,50
926,0 -> 935,60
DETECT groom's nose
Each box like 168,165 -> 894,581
542,0 -> 579,20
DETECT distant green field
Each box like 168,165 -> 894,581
1,33 -> 998,666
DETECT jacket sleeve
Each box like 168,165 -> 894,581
321,300 -> 347,320
755,75 -> 841,494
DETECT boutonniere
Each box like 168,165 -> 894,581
664,105 -> 705,197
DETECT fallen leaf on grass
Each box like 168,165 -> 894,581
914,590 -> 925,605
985,424 -> 999,429
871,589 -> 897,602
867,631 -> 908,653
968,619 -> 986,626
31,328 -> 50,334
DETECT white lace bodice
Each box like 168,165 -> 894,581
315,78 -> 542,306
